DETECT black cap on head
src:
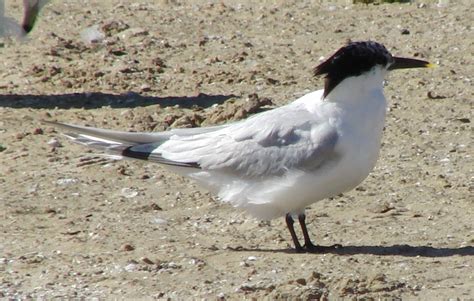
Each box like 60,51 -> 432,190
314,41 -> 393,98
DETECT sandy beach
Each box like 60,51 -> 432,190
1,0 -> 472,299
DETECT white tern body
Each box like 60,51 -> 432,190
53,67 -> 388,221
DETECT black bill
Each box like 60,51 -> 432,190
388,57 -> 434,70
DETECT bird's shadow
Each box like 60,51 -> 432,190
228,244 -> 474,257
0,92 -> 237,109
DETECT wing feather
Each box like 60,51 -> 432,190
45,97 -> 338,178
156,103 -> 339,178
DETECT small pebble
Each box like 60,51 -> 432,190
56,178 -> 78,186
141,257 -> 154,264
295,278 -> 307,286
80,25 -> 105,44
121,244 -> 135,251
47,138 -> 62,148
124,263 -> 137,272
140,84 -> 151,92
152,217 -> 167,225
32,128 -> 44,135
121,187 -> 138,198
456,118 -> 470,123
15,133 -> 26,140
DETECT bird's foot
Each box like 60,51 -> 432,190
303,242 -> 342,253
294,245 -> 306,253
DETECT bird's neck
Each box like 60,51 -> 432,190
322,69 -> 388,141
324,68 -> 387,106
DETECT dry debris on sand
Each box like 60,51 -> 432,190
1,0 -> 472,299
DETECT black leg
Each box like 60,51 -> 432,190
298,213 -> 343,253
285,213 -> 303,252
298,213 -> 316,248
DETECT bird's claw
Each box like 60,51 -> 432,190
302,243 -> 342,253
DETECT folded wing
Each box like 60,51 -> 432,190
46,102 -> 338,179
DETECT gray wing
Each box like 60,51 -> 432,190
43,120 -> 232,168
156,105 -> 339,178
46,102 -> 338,177
44,120 -> 229,144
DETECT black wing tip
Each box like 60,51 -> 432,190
180,162 -> 201,169
122,146 -> 201,169
121,147 -> 154,161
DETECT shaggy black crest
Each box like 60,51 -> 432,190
314,41 -> 394,98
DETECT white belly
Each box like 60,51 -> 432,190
185,133 -> 383,221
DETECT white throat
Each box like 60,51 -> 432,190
324,66 -> 388,105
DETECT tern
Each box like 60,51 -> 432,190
45,41 -> 433,253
